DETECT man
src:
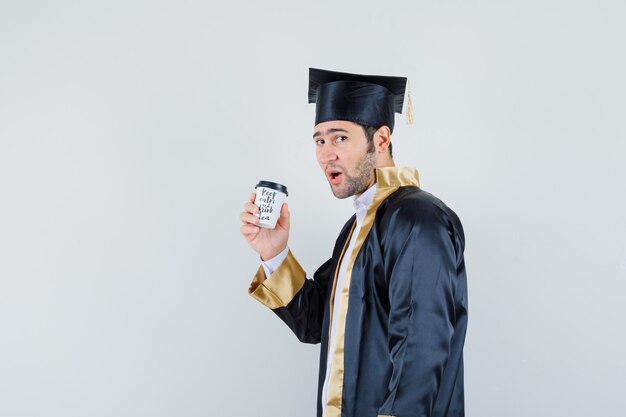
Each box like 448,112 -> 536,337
240,68 -> 468,417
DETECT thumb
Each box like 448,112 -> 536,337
277,203 -> 290,228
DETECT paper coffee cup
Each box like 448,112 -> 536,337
254,180 -> 288,229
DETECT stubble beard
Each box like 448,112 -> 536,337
331,148 -> 377,199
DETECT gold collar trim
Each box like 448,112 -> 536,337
374,166 -> 420,189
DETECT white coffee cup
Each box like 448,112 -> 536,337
254,181 -> 288,229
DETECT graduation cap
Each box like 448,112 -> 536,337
308,67 -> 413,133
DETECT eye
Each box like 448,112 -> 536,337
314,138 -> 325,146
335,136 -> 347,143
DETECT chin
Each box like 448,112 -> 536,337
330,186 -> 353,199
328,185 -> 345,199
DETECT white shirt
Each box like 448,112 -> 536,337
261,184 -> 378,414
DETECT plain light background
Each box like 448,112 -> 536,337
1,0 -> 625,416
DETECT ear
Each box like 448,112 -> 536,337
374,125 -> 392,154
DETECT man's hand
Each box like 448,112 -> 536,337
240,192 -> 290,261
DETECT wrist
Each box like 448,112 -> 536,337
260,245 -> 287,262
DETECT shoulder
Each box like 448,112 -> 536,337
377,186 -> 464,242
379,186 -> 461,224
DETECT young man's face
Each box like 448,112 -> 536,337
313,120 -> 377,199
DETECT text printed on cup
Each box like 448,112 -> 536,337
259,188 -> 277,222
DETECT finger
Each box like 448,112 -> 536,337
240,211 -> 259,224
281,203 -> 290,219
276,203 -> 290,228
249,192 -> 256,203
244,201 -> 260,215
240,224 -> 260,237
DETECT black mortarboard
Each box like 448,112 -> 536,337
308,68 -> 410,133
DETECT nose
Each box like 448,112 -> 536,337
317,143 -> 338,164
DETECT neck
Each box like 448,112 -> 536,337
375,155 -> 395,171
356,160 -> 394,197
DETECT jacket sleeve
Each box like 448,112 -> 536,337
248,249 -> 333,344
377,209 -> 466,417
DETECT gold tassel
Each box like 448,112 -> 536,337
405,80 -> 414,125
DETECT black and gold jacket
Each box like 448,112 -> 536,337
249,167 -> 468,417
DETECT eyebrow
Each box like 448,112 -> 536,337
312,128 -> 349,139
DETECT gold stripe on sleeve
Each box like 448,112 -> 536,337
248,250 -> 306,310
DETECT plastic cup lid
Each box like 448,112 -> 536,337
255,180 -> 288,196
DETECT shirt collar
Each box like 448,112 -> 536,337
353,183 -> 377,213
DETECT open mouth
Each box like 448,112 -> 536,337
328,170 -> 343,185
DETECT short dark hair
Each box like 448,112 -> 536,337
361,125 -> 393,158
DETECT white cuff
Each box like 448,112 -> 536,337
261,246 -> 290,277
